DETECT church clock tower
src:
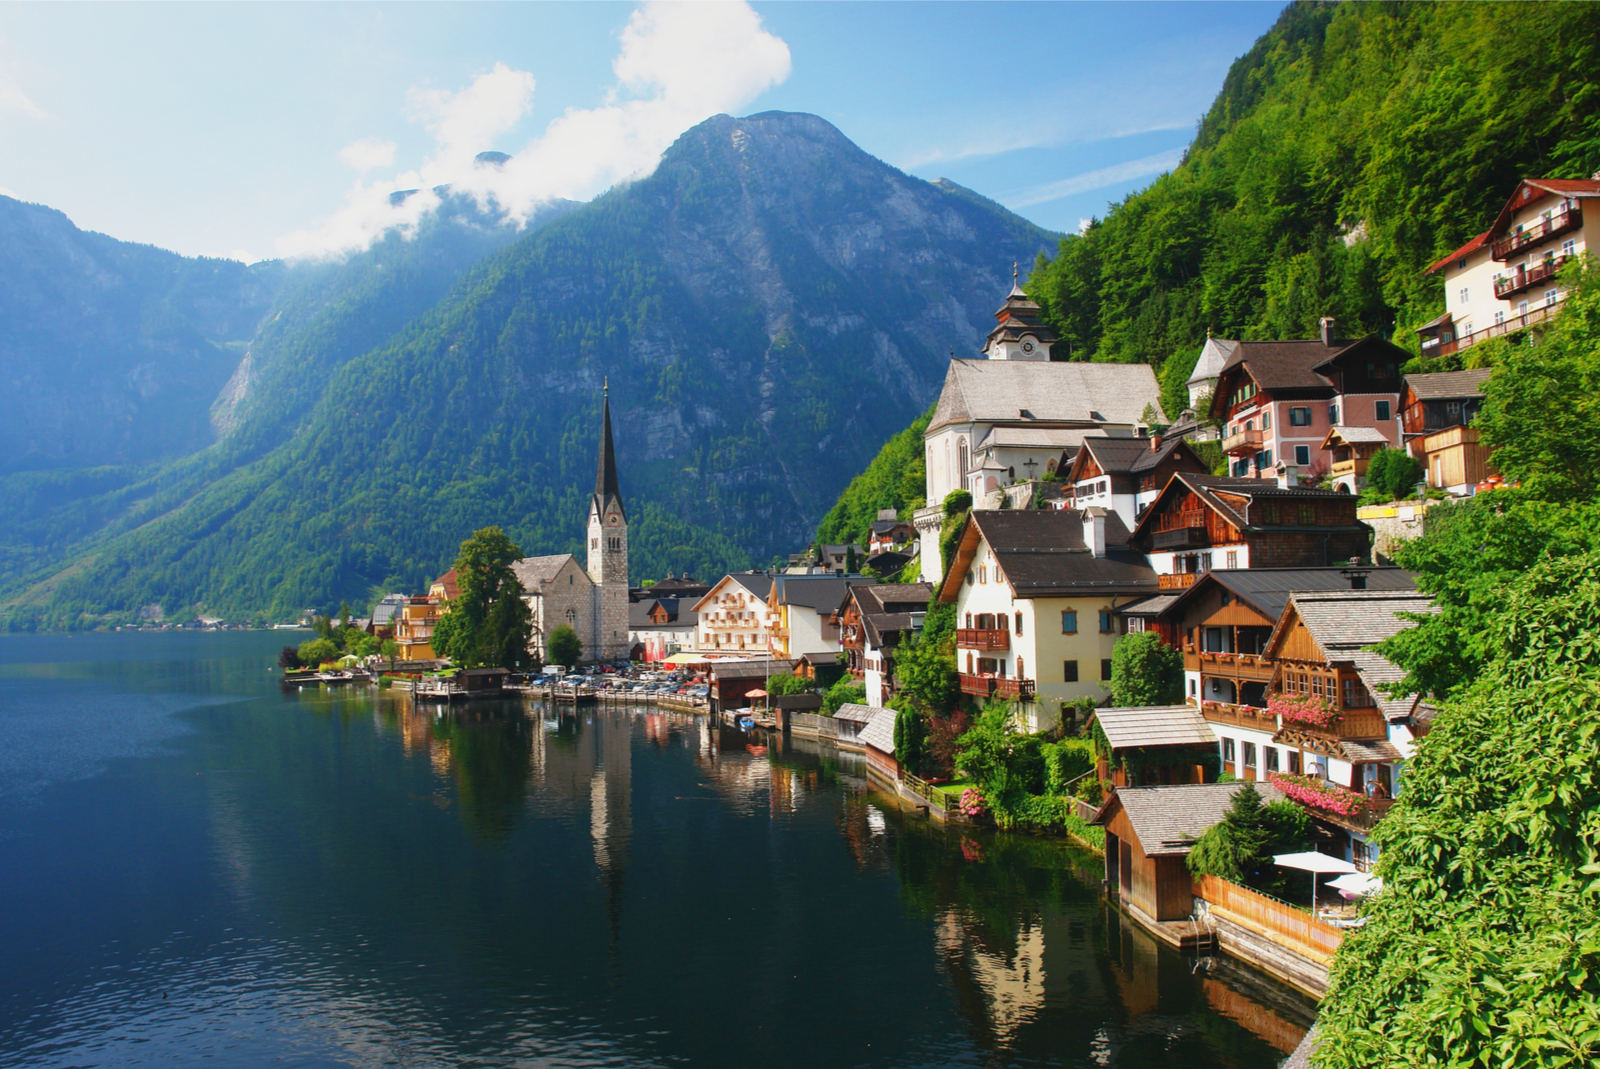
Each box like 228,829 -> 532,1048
586,384 -> 630,662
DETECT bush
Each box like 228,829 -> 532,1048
548,624 -> 582,668
297,637 -> 338,665
278,646 -> 302,669
1365,447 -> 1423,501
823,676 -> 866,714
1109,631 -> 1184,706
1043,738 -> 1096,794
764,673 -> 812,697
943,489 -> 973,516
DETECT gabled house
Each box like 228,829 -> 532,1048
707,658 -> 796,713
766,574 -> 874,659
1207,321 -> 1406,481
1417,178 -> 1600,359
1127,472 -> 1371,582
628,596 -> 696,662
837,582 -> 934,706
1320,426 -> 1391,494
868,510 -> 916,554
690,572 -> 778,654
1399,368 -> 1496,495
940,509 -> 1158,732
1063,432 -> 1214,530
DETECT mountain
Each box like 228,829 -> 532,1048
1025,0 -> 1600,419
2,111 -> 1059,627
0,196 -> 280,473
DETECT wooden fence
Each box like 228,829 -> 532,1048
1194,874 -> 1345,958
1073,798 -> 1101,824
901,771 -> 948,812
788,712 -> 838,739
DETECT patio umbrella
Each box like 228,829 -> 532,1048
744,688 -> 768,699
1327,872 -> 1382,897
1273,851 -> 1358,909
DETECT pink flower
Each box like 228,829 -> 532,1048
960,788 -> 987,817
1269,695 -> 1341,729
1267,772 -> 1369,817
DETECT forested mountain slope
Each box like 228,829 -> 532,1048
1027,0 -> 1600,418
4,111 -> 1057,627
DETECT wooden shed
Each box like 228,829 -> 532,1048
1090,704 -> 1219,787
1094,782 -> 1282,922
856,705 -> 900,782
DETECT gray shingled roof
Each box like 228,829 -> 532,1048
1404,367 -> 1492,401
1325,425 -> 1390,445
1287,590 -> 1436,650
854,583 -> 934,615
1157,567 -> 1417,626
1187,336 -> 1238,385
1097,781 -> 1284,856
858,706 -> 898,754
710,659 -> 797,680
1340,739 -> 1403,763
770,574 -> 872,610
1348,648 -> 1413,721
833,703 -> 879,724
513,554 -> 583,588
929,359 -> 1163,432
1093,705 -> 1217,751
976,426 -> 1094,451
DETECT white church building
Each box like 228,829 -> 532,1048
512,389 -> 633,665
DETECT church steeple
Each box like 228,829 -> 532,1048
593,381 -> 625,522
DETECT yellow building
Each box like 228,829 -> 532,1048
394,598 -> 443,661
941,509 -> 1158,733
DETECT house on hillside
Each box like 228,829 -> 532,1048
1208,319 -> 1407,481
1089,704 -> 1219,787
1126,472 -> 1371,582
429,569 -> 459,602
1320,426 -> 1391,495
1095,781 -> 1284,923
940,509 -> 1158,732
766,574 -> 874,659
914,279 -> 1165,583
1416,178 -> 1600,359
868,510 -> 916,554
1062,432 -> 1214,530
837,582 -> 934,707
691,572 -> 778,653
1399,368 -> 1496,495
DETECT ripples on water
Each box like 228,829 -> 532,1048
0,634 -> 1313,1067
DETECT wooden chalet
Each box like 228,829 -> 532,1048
1090,704 -> 1218,787
1320,426 -> 1390,494
1062,432 -> 1213,529
836,582 -> 933,705
1128,472 -> 1371,583
1095,782 -> 1284,922
1399,368 -> 1496,494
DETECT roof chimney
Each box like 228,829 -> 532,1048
1150,432 -> 1164,453
1083,507 -> 1107,558
1319,316 -> 1336,347
1341,557 -> 1371,590
1275,462 -> 1297,490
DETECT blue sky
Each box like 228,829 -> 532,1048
0,2 -> 1283,262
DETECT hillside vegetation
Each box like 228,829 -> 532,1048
1027,1 -> 1600,418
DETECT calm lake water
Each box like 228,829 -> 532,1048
0,632 -> 1312,1068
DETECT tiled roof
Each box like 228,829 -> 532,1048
929,359 -> 1163,432
1403,367 -> 1492,401
858,706 -> 898,754
1187,336 -> 1238,385
1097,782 -> 1284,857
965,510 -> 1157,599
854,583 -> 934,615
1115,593 -> 1181,617
976,426 -> 1094,451
710,659 -> 797,680
1323,425 -> 1391,446
1339,739 -> 1403,763
771,574 -> 872,610
1132,472 -> 1361,540
1218,339 -> 1346,393
862,611 -> 917,648
1287,590 -> 1436,650
1093,705 -> 1216,751
1426,231 -> 1488,274
1155,567 -> 1416,628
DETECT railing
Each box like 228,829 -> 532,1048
1158,572 -> 1198,590
1495,255 -> 1567,299
1439,299 -> 1561,356
1197,652 -> 1277,681
1330,458 -> 1367,478
1199,700 -> 1279,732
1073,798 -> 1101,824
1222,428 -> 1264,456
1492,205 -> 1581,260
903,770 -> 946,807
1194,875 -> 1345,959
1153,526 -> 1207,550
1156,509 -> 1207,532
956,627 -> 1010,651
993,678 -> 1036,701
959,674 -> 996,698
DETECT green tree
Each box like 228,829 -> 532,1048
1317,552 -> 1600,1068
379,639 -> 399,667
297,636 -> 338,666
432,526 -> 533,670
823,676 -> 866,714
1365,447 -> 1423,502
277,645 -> 302,669
1109,631 -> 1184,706
892,705 -> 926,777
893,630 -> 959,716
547,624 -> 582,669
1186,782 -> 1309,898
764,672 -> 812,697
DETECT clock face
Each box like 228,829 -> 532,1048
609,515 -> 620,526
1021,341 -> 1035,353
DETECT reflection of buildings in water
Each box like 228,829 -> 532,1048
589,711 -> 631,876
935,908 -> 1049,1047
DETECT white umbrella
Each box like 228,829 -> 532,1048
1328,872 -> 1382,896
1273,851 -> 1358,908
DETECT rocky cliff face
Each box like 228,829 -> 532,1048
4,112 -> 1060,625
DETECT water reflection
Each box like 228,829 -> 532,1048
0,638 -> 1316,1069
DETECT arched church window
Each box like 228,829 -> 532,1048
957,437 -> 969,479
566,608 -> 577,623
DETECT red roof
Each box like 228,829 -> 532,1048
1487,178 -> 1600,242
432,567 -> 459,600
1425,231 -> 1487,275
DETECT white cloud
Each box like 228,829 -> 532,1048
0,85 -> 49,120
279,1 -> 791,259
338,136 -> 399,171
1003,147 -> 1185,209
1077,218 -> 1091,235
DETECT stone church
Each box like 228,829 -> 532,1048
512,389 -> 632,665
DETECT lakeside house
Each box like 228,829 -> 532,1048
836,582 -> 934,707
940,508 -> 1159,732
395,592 -> 445,661
1416,177 -> 1600,359
1088,704 -> 1219,787
1399,368 -> 1496,495
627,595 -> 696,662
706,658 -> 796,713
765,574 -> 874,659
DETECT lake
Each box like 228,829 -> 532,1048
0,632 -> 1313,1067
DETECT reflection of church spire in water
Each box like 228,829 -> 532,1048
589,711 -> 632,944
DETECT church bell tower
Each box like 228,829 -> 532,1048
587,384 -> 630,661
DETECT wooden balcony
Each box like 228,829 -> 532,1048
1495,255 -> 1567,299
1197,651 -> 1277,682
1492,205 -> 1581,260
959,674 -> 996,698
1199,700 -> 1279,733
1158,572 -> 1198,591
956,627 -> 1010,651
1222,428 -> 1264,456
1330,457 -> 1368,479
1153,526 -> 1208,550
993,678 -> 1036,701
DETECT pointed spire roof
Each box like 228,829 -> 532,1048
594,382 -> 626,521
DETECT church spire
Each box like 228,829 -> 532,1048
595,383 -> 625,520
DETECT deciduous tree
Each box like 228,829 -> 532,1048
432,527 -> 533,670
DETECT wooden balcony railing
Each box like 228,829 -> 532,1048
1330,458 -> 1368,479
1158,572 -> 1198,590
1153,526 -> 1207,550
1492,205 -> 1581,260
1156,509 -> 1206,532
1197,651 -> 1277,682
1222,428 -> 1264,456
1438,299 -> 1560,356
992,678 -> 1036,701
959,674 -> 995,698
1495,255 -> 1567,299
1199,700 -> 1279,732
956,628 -> 1010,651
